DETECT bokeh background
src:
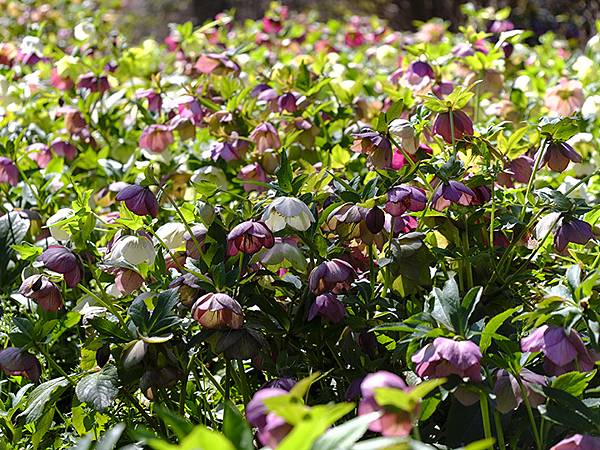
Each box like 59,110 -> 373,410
119,0 -> 600,44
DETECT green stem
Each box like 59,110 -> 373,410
479,392 -> 493,448
521,138 -> 547,221
493,410 -> 506,450
78,283 -> 128,329
37,346 -> 75,385
517,378 -> 542,450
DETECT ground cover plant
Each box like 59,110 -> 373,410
0,1 -> 600,449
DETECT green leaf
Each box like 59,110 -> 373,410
223,401 -> 254,450
95,424 -> 126,450
277,149 -> 293,193
154,406 -> 194,440
551,370 -> 596,397
460,438 -> 497,450
462,286 -> 482,322
311,412 -> 379,450
290,372 -> 322,399
542,386 -> 599,432
32,407 -> 54,449
479,307 -> 519,353
178,425 -> 236,450
19,377 -> 70,423
75,365 -> 119,412
431,277 -> 460,331
11,243 -> 43,261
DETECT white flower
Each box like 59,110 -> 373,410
47,208 -> 75,241
155,222 -> 187,251
582,95 -> 600,119
108,235 -> 156,266
74,22 -> 96,42
573,56 -> 593,80
388,119 -> 419,154
375,44 -> 397,66
262,197 -> 314,232
535,212 -> 561,242
256,240 -> 307,271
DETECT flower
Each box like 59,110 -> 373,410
47,208 -> 75,241
107,235 -> 156,266
540,142 -> 582,172
497,155 -> 534,187
432,110 -> 474,143
250,122 -> 280,152
77,72 -> 110,93
0,157 -> 18,186
194,53 -> 240,75
431,181 -> 475,211
239,163 -> 268,192
278,93 -> 298,113
0,347 -> 41,382
388,119 -> 419,154
545,78 -> 584,117
39,245 -> 83,288
412,337 -> 483,382
115,184 -> 159,218
521,325 -> 597,375
351,130 -> 393,168
550,434 -> 600,450
257,238 -> 307,272
309,259 -> 356,294
493,368 -> 546,414
385,186 -> 427,216
555,218 -> 594,253
227,221 -> 275,256
246,388 -> 293,447
27,143 -> 52,168
192,293 -> 244,329
184,224 -> 208,259
19,275 -> 64,312
56,106 -> 86,134
155,222 -> 187,251
403,61 -> 434,92
261,197 -> 315,232
50,139 -> 77,161
308,293 -> 345,323
136,89 -> 162,112
139,124 -> 173,153
358,371 -> 414,437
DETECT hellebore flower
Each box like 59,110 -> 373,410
358,371 -> 414,437
403,61 -> 435,92
0,157 -> 18,186
239,163 -> 268,192
0,347 -> 41,382
50,139 -> 77,161
19,275 -> 64,312
155,222 -> 187,251
39,245 -> 83,288
278,93 -> 298,113
545,78 -> 584,117
77,72 -> 110,93
246,388 -> 293,447
555,218 -> 594,253
493,368 -> 546,414
388,119 -> 419,154
184,224 -> 208,260
56,106 -> 86,134
550,434 -> 600,450
177,96 -> 204,125
521,325 -> 598,375
256,238 -> 307,272
412,337 -> 483,382
308,293 -> 346,324
46,208 -> 75,241
194,53 -> 240,75
139,124 -> 173,153
539,141 -> 582,172
136,89 -> 162,112
385,186 -> 427,216
227,221 -> 275,256
262,197 -> 315,232
433,110 -> 474,143
431,181 -> 475,211
115,184 -> 159,218
263,377 -> 296,391
114,269 -> 144,295
351,130 -> 393,169
192,293 -> 244,329
497,155 -> 534,187
210,141 -> 240,161
309,259 -> 356,294
250,122 -> 280,152
107,235 -> 156,266
27,143 -> 52,168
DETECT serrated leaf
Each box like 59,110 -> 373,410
551,370 -> 596,397
75,365 -> 119,412
20,377 -> 69,423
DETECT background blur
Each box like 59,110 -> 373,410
120,0 -> 600,44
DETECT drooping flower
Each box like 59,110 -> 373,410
56,106 -> 86,134
549,434 -> 600,450
308,293 -> 346,324
554,218 -> 594,253
432,110 -> 474,143
351,130 -> 393,168
412,337 -> 482,382
257,237 -> 307,272
155,222 -> 187,251
139,124 -> 174,153
358,371 -> 414,437
239,163 -> 268,192
385,186 -> 427,216
77,72 -> 110,93
38,245 -> 83,288
539,141 -> 582,172
107,235 -> 156,266
227,221 -> 275,256
261,197 -> 315,232
403,61 -> 434,92
46,208 -> 75,241
192,293 -> 244,329
19,275 -> 64,312
194,53 -> 240,75
27,143 -> 52,168
136,89 -> 162,112
115,184 -> 159,218
184,224 -> 208,259
246,388 -> 293,447
545,78 -> 584,117
309,259 -> 356,294
497,155 -> 534,187
114,269 -> 144,295
388,119 -> 419,154
431,181 -> 475,211
0,347 -> 41,382
521,325 -> 597,375
250,122 -> 280,152
50,139 -> 77,161
0,157 -> 18,186
493,368 -> 546,414
278,93 -> 298,113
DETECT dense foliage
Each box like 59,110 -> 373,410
1,1 -> 600,449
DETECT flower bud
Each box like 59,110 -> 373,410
0,347 -> 41,382
19,275 -> 64,312
39,245 -> 83,288
115,184 -> 159,218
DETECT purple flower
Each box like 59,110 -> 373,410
498,155 -> 534,187
0,157 -> 18,186
39,245 -> 83,288
246,387 -> 293,447
258,414 -> 293,448
278,93 -> 298,113
412,337 -> 483,382
470,184 -> 492,205
139,124 -> 174,153
136,89 -> 162,112
77,72 -> 110,93
493,368 -> 546,414
555,218 -> 594,253
385,186 -> 427,216
550,434 -> 600,450
351,130 -> 393,168
191,293 -> 244,329
227,221 -> 275,256
115,184 -> 159,218
27,143 -> 52,168
431,181 -> 475,211
365,206 -> 385,234
177,96 -> 204,125
433,110 -> 474,143
50,139 -> 77,161
19,275 -> 64,312
263,378 -> 296,391
0,347 -> 41,382
540,142 -> 582,172
184,224 -> 207,259
211,141 -> 240,161
308,293 -> 346,323
521,325 -> 598,375
358,371 -> 414,437
250,122 -> 280,152
433,81 -> 454,98
309,259 -> 356,294
239,163 -> 268,192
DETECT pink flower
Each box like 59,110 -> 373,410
227,220 -> 274,256
19,275 -> 64,312
239,163 -> 268,192
431,181 -> 475,211
412,337 -> 482,382
432,110 -> 474,143
550,435 -> 600,450
309,259 -> 356,294
195,53 -> 240,75
191,293 -> 244,329
50,139 -> 77,161
114,269 -> 144,294
27,143 -> 52,168
545,78 -> 584,116
250,122 -> 280,152
385,186 -> 427,216
139,124 -> 173,153
0,157 -> 18,186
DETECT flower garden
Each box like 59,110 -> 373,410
0,1 -> 600,449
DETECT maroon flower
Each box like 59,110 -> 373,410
139,124 -> 174,153
365,206 -> 385,234
497,155 -> 534,187
540,142 -> 582,172
115,184 -> 159,218
77,72 -> 110,93
493,368 -> 546,414
278,93 -> 297,113
184,224 -> 208,259
0,157 -> 18,186
309,259 -> 356,294
136,89 -> 162,112
433,81 -> 454,98
351,130 -> 393,168
191,293 -> 244,329
56,106 -> 86,134
0,347 -> 41,382
386,215 -> 418,236
39,245 -> 83,288
385,186 -> 427,216
227,221 -> 274,256
555,218 -> 594,253
50,139 -> 77,161
431,181 -> 475,211
246,387 -> 292,447
19,275 -> 64,312
550,434 -> 600,450
308,293 -> 346,323
250,122 -> 280,152
412,337 -> 483,382
433,110 -> 474,143
521,325 -> 598,375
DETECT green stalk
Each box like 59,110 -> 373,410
493,410 -> 506,450
479,392 -> 493,449
449,109 -> 457,155
517,378 -> 542,450
521,138 -> 547,221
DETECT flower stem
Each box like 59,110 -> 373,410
517,378 -> 542,450
521,138 -> 547,221
479,391 -> 493,448
493,410 -> 506,450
